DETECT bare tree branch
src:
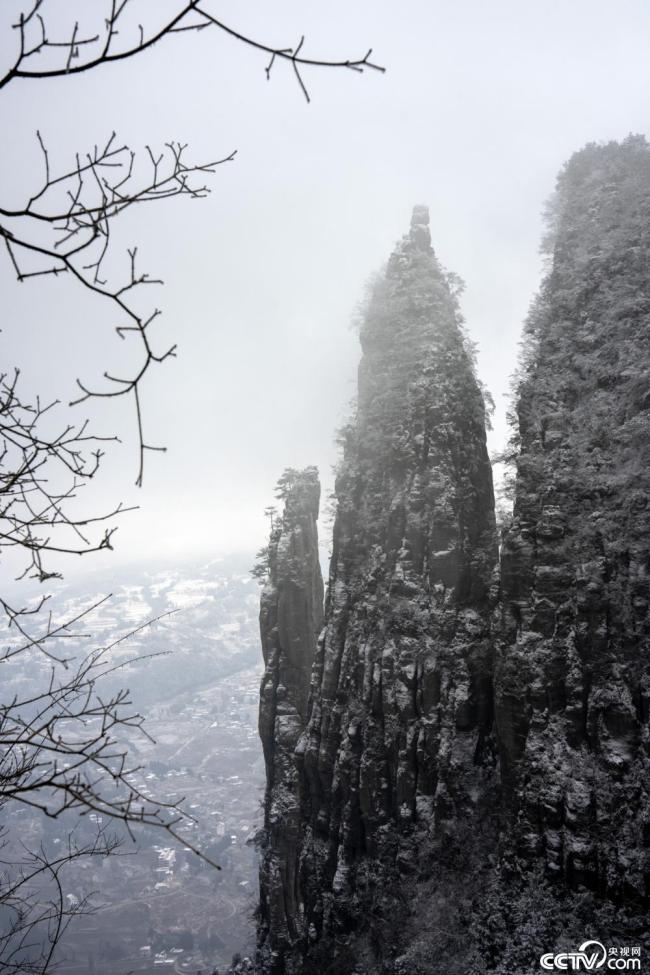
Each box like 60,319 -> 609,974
0,826 -> 121,975
0,371 -> 136,586
0,139 -> 234,486
0,1 -> 385,103
0,602 -> 219,973
1,5 -> 383,484
0,7 -> 384,970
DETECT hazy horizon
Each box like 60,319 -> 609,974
4,0 -> 650,580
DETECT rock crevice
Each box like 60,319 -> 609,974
255,154 -> 650,973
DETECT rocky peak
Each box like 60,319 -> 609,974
409,203 -> 432,251
257,208 -> 498,973
254,162 -> 650,973
497,138 -> 650,901
257,468 -> 324,970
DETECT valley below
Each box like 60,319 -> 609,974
2,554 -> 265,974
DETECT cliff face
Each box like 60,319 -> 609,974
257,467 -> 324,969
254,151 -> 650,975
497,138 -> 650,901
258,207 -> 498,974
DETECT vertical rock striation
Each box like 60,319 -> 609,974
253,157 -> 650,975
284,207 -> 498,972
257,467 -> 324,972
497,137 -> 650,902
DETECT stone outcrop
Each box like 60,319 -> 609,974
297,207 -> 498,972
257,207 -> 498,973
257,467 -> 324,970
254,149 -> 650,974
496,137 -> 650,902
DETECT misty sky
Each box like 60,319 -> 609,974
3,0 -> 650,578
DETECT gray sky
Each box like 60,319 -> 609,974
3,0 -> 650,576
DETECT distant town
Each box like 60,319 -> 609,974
3,555 -> 265,974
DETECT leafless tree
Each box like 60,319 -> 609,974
0,601 -> 224,973
1,607 -> 208,850
1,368 -> 129,584
0,3 -> 383,970
0,827 -> 120,975
1,1 -> 383,485
0,1 -> 383,100
0,0 -> 384,652
0,134 -> 233,489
